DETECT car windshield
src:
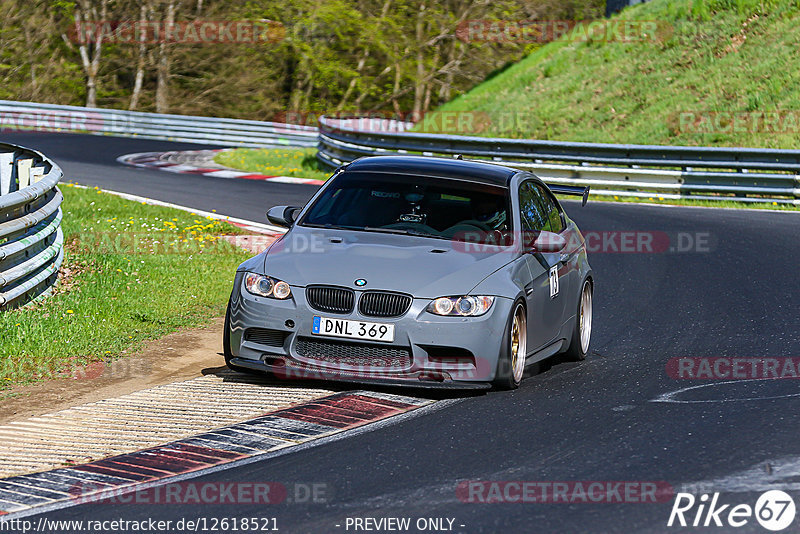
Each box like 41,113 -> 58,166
299,171 -> 512,242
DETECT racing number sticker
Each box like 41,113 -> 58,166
549,266 -> 559,298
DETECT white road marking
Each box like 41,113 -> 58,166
650,378 -> 800,403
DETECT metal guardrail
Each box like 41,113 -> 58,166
317,116 -> 800,205
0,100 -> 318,148
2,101 -> 798,205
0,143 -> 63,310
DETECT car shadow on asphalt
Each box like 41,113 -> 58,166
202,350 -> 591,402
202,357 -> 487,401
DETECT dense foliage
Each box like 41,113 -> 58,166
0,0 -> 602,122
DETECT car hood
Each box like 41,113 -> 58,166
259,227 -> 515,298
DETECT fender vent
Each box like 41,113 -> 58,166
244,328 -> 288,347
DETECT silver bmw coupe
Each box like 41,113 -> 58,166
224,156 -> 593,389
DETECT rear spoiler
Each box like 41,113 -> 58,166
548,184 -> 590,207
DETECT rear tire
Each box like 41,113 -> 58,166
493,300 -> 527,390
562,279 -> 592,362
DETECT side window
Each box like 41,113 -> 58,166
519,182 -> 549,232
533,184 -> 565,233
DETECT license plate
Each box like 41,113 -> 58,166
312,316 -> 395,342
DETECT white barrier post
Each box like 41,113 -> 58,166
30,166 -> 45,183
0,152 -> 14,195
16,158 -> 32,189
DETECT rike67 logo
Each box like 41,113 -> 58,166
668,490 -> 796,531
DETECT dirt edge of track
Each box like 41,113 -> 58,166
0,317 -> 228,425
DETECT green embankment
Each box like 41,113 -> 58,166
423,0 -> 800,149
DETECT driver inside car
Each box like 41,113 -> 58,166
471,197 -> 508,231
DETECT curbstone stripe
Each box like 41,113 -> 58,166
0,390 -> 431,515
118,150 -> 326,185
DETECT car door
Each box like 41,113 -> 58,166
518,180 -> 567,352
533,182 -> 577,336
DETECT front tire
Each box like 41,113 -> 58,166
562,279 -> 592,362
223,301 -> 260,375
493,300 -> 527,390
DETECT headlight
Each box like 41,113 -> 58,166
427,296 -> 494,316
273,281 -> 291,299
244,273 -> 292,299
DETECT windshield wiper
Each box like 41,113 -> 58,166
304,223 -> 447,240
363,227 -> 448,240
302,223 -> 358,231
363,226 -> 412,235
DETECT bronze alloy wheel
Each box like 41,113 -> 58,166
510,302 -> 527,384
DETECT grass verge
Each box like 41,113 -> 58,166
215,147 -> 331,181
0,184 -> 251,387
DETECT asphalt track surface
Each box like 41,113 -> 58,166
2,131 -> 316,219
4,132 -> 800,533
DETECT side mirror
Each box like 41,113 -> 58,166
531,231 -> 566,253
266,205 -> 300,228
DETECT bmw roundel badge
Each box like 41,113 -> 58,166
355,279 -> 367,287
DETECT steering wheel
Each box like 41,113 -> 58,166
457,219 -> 493,232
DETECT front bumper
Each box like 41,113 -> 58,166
228,275 -> 512,388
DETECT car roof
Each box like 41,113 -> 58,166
343,155 -> 518,187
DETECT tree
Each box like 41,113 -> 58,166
154,0 -> 176,112
74,0 -> 109,107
